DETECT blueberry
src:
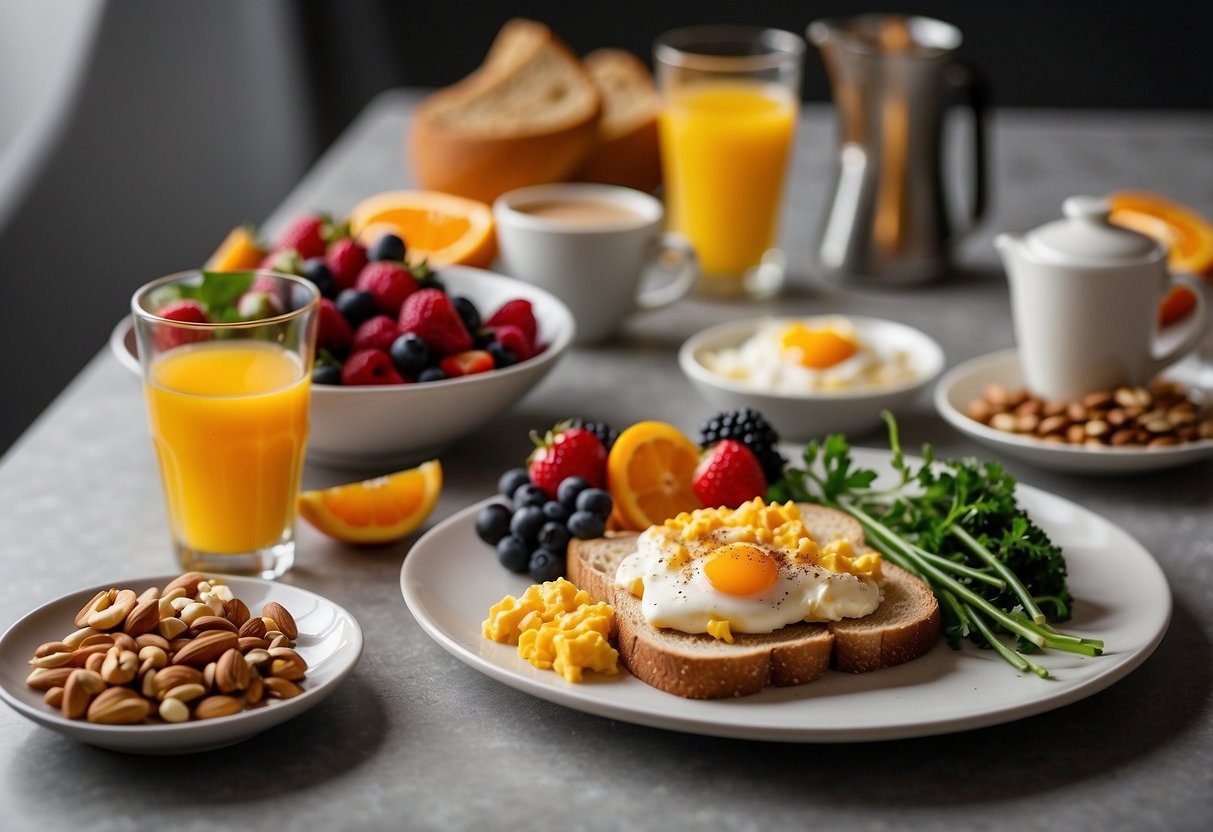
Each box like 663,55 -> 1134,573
567,510 -> 606,540
496,535 -> 530,574
512,483 -> 548,510
451,296 -> 482,333
389,333 -> 430,377
575,488 -> 613,520
509,505 -> 546,543
537,521 -> 570,552
498,468 -> 531,499
557,476 -> 591,510
487,342 -> 517,369
369,233 -> 406,263
475,503 -> 512,545
473,329 -> 495,350
541,501 -> 569,523
335,289 -> 377,327
302,258 -> 337,298
528,548 -> 564,583
312,363 -> 342,385
416,367 -> 447,383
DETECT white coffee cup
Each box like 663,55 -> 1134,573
493,183 -> 697,344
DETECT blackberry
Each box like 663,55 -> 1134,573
698,408 -> 786,484
568,418 -> 618,451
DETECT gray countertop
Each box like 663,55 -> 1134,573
1,90 -> 1211,832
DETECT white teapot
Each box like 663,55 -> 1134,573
994,195 -> 1207,400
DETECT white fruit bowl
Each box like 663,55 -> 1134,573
678,316 -> 945,441
112,265 -> 575,468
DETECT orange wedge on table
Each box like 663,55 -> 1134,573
297,460 -> 442,544
606,422 -> 702,531
347,190 -> 497,268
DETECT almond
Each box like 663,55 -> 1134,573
87,589 -> 138,631
77,633 -> 115,649
163,572 -> 206,597
137,586 -> 160,604
122,598 -> 160,636
87,687 -> 150,724
238,617 -> 267,639
162,683 -> 208,703
34,641 -> 73,658
193,694 -> 242,720
74,589 -> 113,628
171,630 -> 239,667
153,665 -> 205,695
135,633 -> 170,652
215,648 -> 250,693
43,686 -> 65,709
85,653 -> 105,673
26,666 -> 73,691
27,651 -> 72,669
266,647 -> 307,681
159,697 -> 190,723
224,598 -> 251,627
244,673 -> 264,705
261,602 -> 298,640
69,644 -> 111,667
100,647 -> 139,685
158,617 -> 187,639
238,637 -> 270,653
189,615 -> 238,635
261,677 -> 303,699
62,669 -> 105,719
112,632 -> 138,653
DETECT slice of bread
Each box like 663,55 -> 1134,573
409,19 -> 602,204
574,49 -> 663,193
567,504 -> 940,699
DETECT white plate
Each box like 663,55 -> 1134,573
935,349 -> 1213,474
0,576 -> 364,754
400,448 -> 1171,742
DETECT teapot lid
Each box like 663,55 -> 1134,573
1022,196 -> 1163,264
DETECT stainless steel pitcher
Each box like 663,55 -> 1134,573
808,14 -> 987,285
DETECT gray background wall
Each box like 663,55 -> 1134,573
1,0 -> 1210,456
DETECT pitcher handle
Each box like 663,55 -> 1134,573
945,61 -> 989,234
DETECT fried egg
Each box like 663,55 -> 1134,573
614,500 -> 882,639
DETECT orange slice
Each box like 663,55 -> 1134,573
205,226 -> 266,272
347,190 -> 497,268
1108,190 -> 1213,278
297,460 -> 442,544
606,422 -> 702,531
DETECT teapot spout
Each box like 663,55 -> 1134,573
993,232 -> 1023,255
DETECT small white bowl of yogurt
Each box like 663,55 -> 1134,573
679,315 -> 945,440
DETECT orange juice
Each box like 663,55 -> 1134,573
659,80 -> 797,278
144,341 -> 309,554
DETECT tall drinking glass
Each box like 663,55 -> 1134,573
131,270 -> 319,578
655,25 -> 805,299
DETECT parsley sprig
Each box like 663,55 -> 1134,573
771,412 -> 1103,678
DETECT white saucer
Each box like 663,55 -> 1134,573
934,349 -> 1213,475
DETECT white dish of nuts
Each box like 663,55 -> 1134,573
935,349 -> 1213,475
0,572 -> 363,754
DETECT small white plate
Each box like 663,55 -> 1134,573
400,449 -> 1170,742
935,349 -> 1213,475
0,576 -> 363,754
679,316 -> 945,441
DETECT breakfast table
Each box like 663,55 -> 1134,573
1,89 -> 1210,832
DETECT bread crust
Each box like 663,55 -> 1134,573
575,49 -> 663,193
567,504 -> 941,699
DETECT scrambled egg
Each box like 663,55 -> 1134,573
483,578 -> 618,683
614,499 -> 883,640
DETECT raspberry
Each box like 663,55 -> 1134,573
486,299 -> 537,345
439,349 -> 495,378
355,261 -> 419,317
154,299 -> 210,350
316,298 -> 353,353
277,214 -> 328,259
325,237 -> 368,292
488,324 -> 533,361
398,288 -> 472,355
692,440 -> 767,509
352,315 -> 400,353
341,349 -> 405,385
527,424 -> 608,499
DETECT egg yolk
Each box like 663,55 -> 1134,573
704,543 -> 779,596
780,324 -> 858,369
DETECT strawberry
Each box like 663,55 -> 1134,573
398,288 -> 472,355
527,424 -> 607,499
260,248 -> 303,275
341,349 -> 405,385
325,237 -> 368,292
316,298 -> 353,353
692,440 -> 767,509
487,324 -> 533,361
154,299 -> 211,350
355,261 -> 419,316
439,349 -> 494,378
277,213 -> 329,259
352,315 -> 400,353
486,299 -> 537,345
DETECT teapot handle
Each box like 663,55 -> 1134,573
1150,273 -> 1207,375
945,61 -> 988,235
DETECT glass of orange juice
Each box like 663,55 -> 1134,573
131,270 -> 319,578
655,26 -> 805,298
